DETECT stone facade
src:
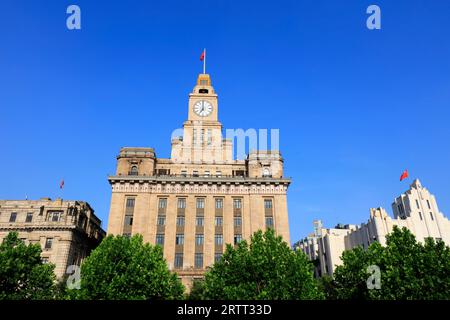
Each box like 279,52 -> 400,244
295,179 -> 450,276
0,198 -> 105,278
107,73 -> 291,288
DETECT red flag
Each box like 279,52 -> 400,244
60,179 -> 65,189
400,170 -> 408,181
200,50 -> 205,61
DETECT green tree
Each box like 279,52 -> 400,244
74,234 -> 184,300
202,229 -> 322,300
0,232 -> 57,300
187,279 -> 206,300
330,227 -> 450,300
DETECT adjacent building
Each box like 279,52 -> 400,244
0,198 -> 105,278
295,179 -> 450,277
107,73 -> 291,287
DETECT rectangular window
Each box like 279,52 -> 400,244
196,216 -> 204,226
234,234 -> 242,245
193,129 -> 197,145
196,198 -> 205,209
156,234 -> 164,245
214,253 -> 222,263
193,170 -> 199,177
181,170 -> 187,177
201,129 -> 205,143
266,217 -> 274,228
124,215 -> 133,226
157,216 -> 166,226
174,253 -> 183,268
416,199 -> 420,209
204,171 -> 210,177
215,216 -> 223,226
126,198 -> 135,208
195,253 -> 203,269
195,234 -> 204,245
178,198 -> 186,209
215,198 -> 223,209
233,199 -> 242,209
430,212 -> 434,221
419,212 -> 423,221
207,129 -> 212,145
51,212 -> 61,222
216,171 -> 222,177
264,199 -> 273,209
9,212 -> 17,222
45,238 -> 53,249
215,234 -> 223,245
427,200 -> 431,209
158,198 -> 167,209
234,216 -> 242,227
25,213 -> 33,223
176,216 -> 185,226
175,234 -> 184,245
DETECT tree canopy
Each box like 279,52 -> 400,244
75,234 -> 184,300
329,226 -> 450,300
0,232 -> 57,300
201,229 -> 322,300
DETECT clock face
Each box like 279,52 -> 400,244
193,100 -> 213,117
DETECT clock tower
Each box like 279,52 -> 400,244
171,73 -> 233,163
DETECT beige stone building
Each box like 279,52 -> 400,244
295,179 -> 450,276
0,198 -> 105,278
107,73 -> 291,287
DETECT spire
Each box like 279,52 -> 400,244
411,179 -> 422,189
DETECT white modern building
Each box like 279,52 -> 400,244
294,179 -> 450,277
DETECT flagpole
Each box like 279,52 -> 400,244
203,48 -> 206,74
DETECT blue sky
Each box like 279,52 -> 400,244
1,0 -> 449,243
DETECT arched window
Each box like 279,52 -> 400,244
262,168 -> 271,177
129,166 -> 138,176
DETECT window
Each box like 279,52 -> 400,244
157,216 -> 166,226
126,198 -> 135,208
9,212 -> 17,222
51,212 -> 61,222
195,234 -> 204,245
176,216 -> 185,226
427,200 -> 431,209
156,234 -> 164,245
201,129 -> 205,143
234,234 -> 242,245
215,216 -> 223,226
196,216 -> 204,226
193,129 -> 197,145
181,170 -> 187,177
204,171 -> 210,177
266,217 -> 274,228
214,253 -> 222,263
158,198 -> 167,209
216,171 -> 222,177
45,238 -> 53,249
215,234 -> 223,245
233,199 -> 242,209
129,166 -> 138,176
25,212 -> 33,223
419,212 -> 423,221
430,212 -> 434,221
196,198 -> 205,209
416,199 -> 420,209
175,234 -> 184,245
234,216 -> 242,227
215,198 -> 223,209
262,168 -> 271,177
41,257 -> 49,264
264,199 -> 273,209
178,198 -> 186,209
195,253 -> 203,268
124,216 -> 133,226
174,253 -> 183,268
207,129 -> 212,145
193,170 -> 199,177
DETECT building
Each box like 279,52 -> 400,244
107,73 -> 291,288
0,198 -> 106,278
295,179 -> 450,276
